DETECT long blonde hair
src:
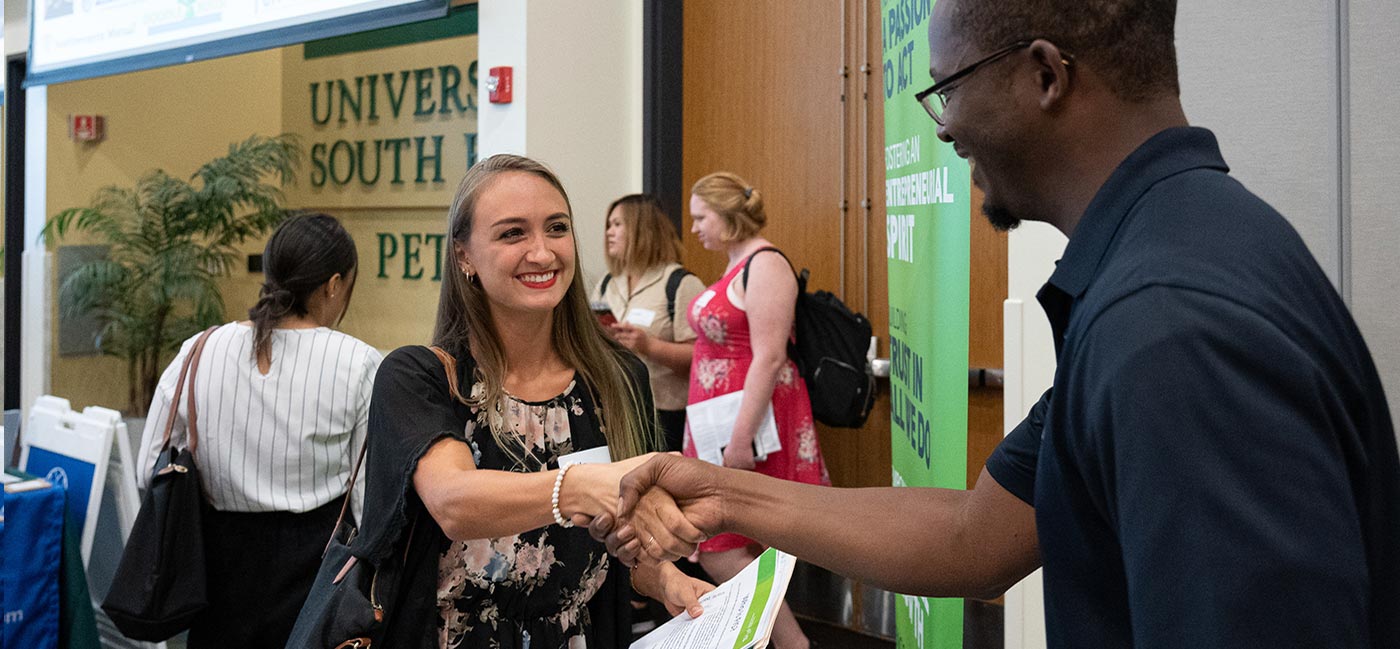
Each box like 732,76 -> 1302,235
433,154 -> 657,462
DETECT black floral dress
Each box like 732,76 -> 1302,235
435,379 -> 611,648
358,345 -> 651,649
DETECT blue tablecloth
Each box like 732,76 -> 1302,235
3,477 -> 64,649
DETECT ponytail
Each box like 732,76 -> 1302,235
248,213 -> 358,366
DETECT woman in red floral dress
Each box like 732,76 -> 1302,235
683,171 -> 829,649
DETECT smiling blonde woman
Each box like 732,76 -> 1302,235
357,155 -> 711,649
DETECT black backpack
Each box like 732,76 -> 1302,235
599,266 -> 694,323
744,247 -> 876,429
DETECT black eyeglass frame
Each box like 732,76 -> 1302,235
915,39 -> 1062,124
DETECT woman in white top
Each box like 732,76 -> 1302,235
135,213 -> 382,649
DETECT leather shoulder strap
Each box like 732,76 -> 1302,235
159,326 -> 218,455
326,345 -> 457,554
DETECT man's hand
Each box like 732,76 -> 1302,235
590,454 -> 726,564
590,487 -> 700,565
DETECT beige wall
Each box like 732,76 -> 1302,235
46,27 -> 480,413
46,50 -> 283,412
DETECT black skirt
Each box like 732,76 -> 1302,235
186,496 -> 343,649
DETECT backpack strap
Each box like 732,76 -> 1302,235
741,246 -> 795,290
664,266 -> 693,323
599,273 -> 613,298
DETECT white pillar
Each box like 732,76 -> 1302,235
21,84 -> 51,421
1002,220 -> 1065,649
477,0 -> 644,286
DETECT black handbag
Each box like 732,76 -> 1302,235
102,326 -> 217,640
283,440 -> 384,649
284,347 -> 453,649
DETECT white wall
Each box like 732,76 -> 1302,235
478,0 -> 645,287
1177,0 -> 1341,284
1347,0 -> 1400,425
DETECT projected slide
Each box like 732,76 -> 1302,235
28,0 -> 445,84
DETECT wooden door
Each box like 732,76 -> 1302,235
680,0 -> 1005,488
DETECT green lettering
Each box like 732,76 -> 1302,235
414,67 -> 436,116
403,233 -> 424,280
366,74 -> 380,120
464,61 -> 479,114
384,71 -> 410,118
377,233 -> 398,278
329,140 -> 355,185
424,234 -> 446,281
464,133 -> 478,168
415,135 -> 444,183
310,142 -> 328,187
384,138 -> 412,184
357,140 -> 382,185
439,65 -> 468,115
310,82 -> 331,125
337,77 -> 363,124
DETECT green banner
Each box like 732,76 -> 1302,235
881,1 -> 970,647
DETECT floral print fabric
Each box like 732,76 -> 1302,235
683,253 -> 831,554
436,379 -> 610,649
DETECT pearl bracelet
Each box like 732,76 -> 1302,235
551,463 -> 575,528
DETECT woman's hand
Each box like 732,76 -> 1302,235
561,452 -> 662,521
608,323 -> 651,356
722,440 -> 756,470
636,561 -> 714,619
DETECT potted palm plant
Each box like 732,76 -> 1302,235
43,134 -> 301,415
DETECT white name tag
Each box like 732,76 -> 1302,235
625,308 -> 657,328
558,445 -> 611,468
694,290 -> 717,310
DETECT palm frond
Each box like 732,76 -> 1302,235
43,134 -> 299,413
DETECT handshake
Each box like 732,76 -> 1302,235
580,453 -> 730,568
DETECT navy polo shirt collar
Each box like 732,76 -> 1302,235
1036,127 -> 1229,354
1046,126 -> 1230,299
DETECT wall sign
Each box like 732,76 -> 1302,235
282,4 -> 479,209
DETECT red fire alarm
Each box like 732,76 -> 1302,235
487,66 -> 513,103
70,115 -> 105,142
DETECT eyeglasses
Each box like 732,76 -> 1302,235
915,40 -> 1068,125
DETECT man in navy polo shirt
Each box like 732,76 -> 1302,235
597,1 -> 1400,646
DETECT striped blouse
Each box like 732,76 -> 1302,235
136,322 -> 382,520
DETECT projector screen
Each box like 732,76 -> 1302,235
28,0 -> 447,86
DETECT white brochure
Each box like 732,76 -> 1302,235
630,548 -> 797,649
684,390 -> 780,465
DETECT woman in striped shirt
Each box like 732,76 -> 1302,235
135,213 -> 381,648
